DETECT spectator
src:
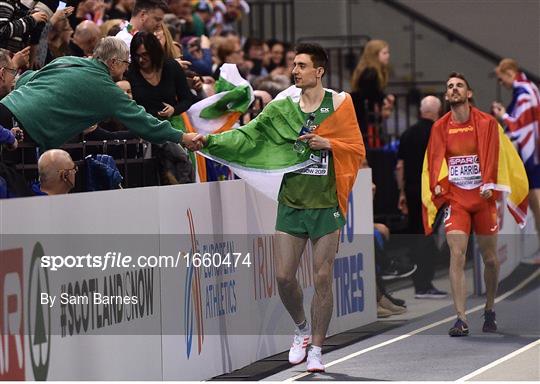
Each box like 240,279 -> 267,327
0,36 -> 200,150
162,13 -> 183,41
155,21 -> 181,60
212,0 -> 248,35
396,95 -> 448,299
127,31 -> 194,184
116,0 -> 167,50
69,20 -> 101,57
46,15 -> 73,62
127,31 -> 192,119
116,79 -> 132,98
168,0 -> 205,37
68,0 -> 105,30
101,18 -> 124,36
182,35 -> 213,75
213,35 -> 244,78
269,45 -> 295,80
243,37 -> 268,79
106,0 -> 135,21
266,39 -> 285,73
0,49 -> 17,99
350,39 -> 394,147
193,0 -> 213,34
0,0 -> 48,53
36,149 -> 77,195
0,45 -> 23,151
492,58 -> 540,245
30,5 -> 74,69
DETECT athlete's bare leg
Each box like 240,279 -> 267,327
447,230 -> 469,320
476,234 -> 499,310
274,231 -> 309,324
310,229 -> 340,347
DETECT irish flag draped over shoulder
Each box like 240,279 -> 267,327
422,107 -> 529,235
199,85 -> 365,216
171,64 -> 254,181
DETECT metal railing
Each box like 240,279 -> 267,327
238,0 -> 295,43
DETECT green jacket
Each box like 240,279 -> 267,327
1,56 -> 183,150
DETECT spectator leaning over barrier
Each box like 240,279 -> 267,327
36,149 -> 77,195
0,36 -> 201,151
116,0 -> 167,51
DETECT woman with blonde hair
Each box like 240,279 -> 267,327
350,39 -> 394,147
155,22 -> 182,60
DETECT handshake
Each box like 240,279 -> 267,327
181,133 -> 207,151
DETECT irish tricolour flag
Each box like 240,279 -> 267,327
197,86 -> 365,216
174,63 -> 255,181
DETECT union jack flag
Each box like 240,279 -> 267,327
503,72 -> 540,168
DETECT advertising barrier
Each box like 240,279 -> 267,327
0,169 -> 375,380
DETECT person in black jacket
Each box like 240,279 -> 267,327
396,95 -> 447,299
350,39 -> 394,147
126,31 -> 194,184
127,31 -> 193,119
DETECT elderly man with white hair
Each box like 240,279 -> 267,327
396,95 -> 448,299
0,36 -> 201,151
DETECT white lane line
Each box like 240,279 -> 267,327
284,268 -> 540,382
456,339 -> 540,381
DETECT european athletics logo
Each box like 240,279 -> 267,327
184,209 -> 205,359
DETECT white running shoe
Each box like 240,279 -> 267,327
288,324 -> 311,365
306,347 -> 325,373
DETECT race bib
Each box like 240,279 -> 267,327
448,155 -> 482,189
295,151 -> 329,176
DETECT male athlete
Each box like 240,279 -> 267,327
425,73 -> 501,336
195,43 -> 365,370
